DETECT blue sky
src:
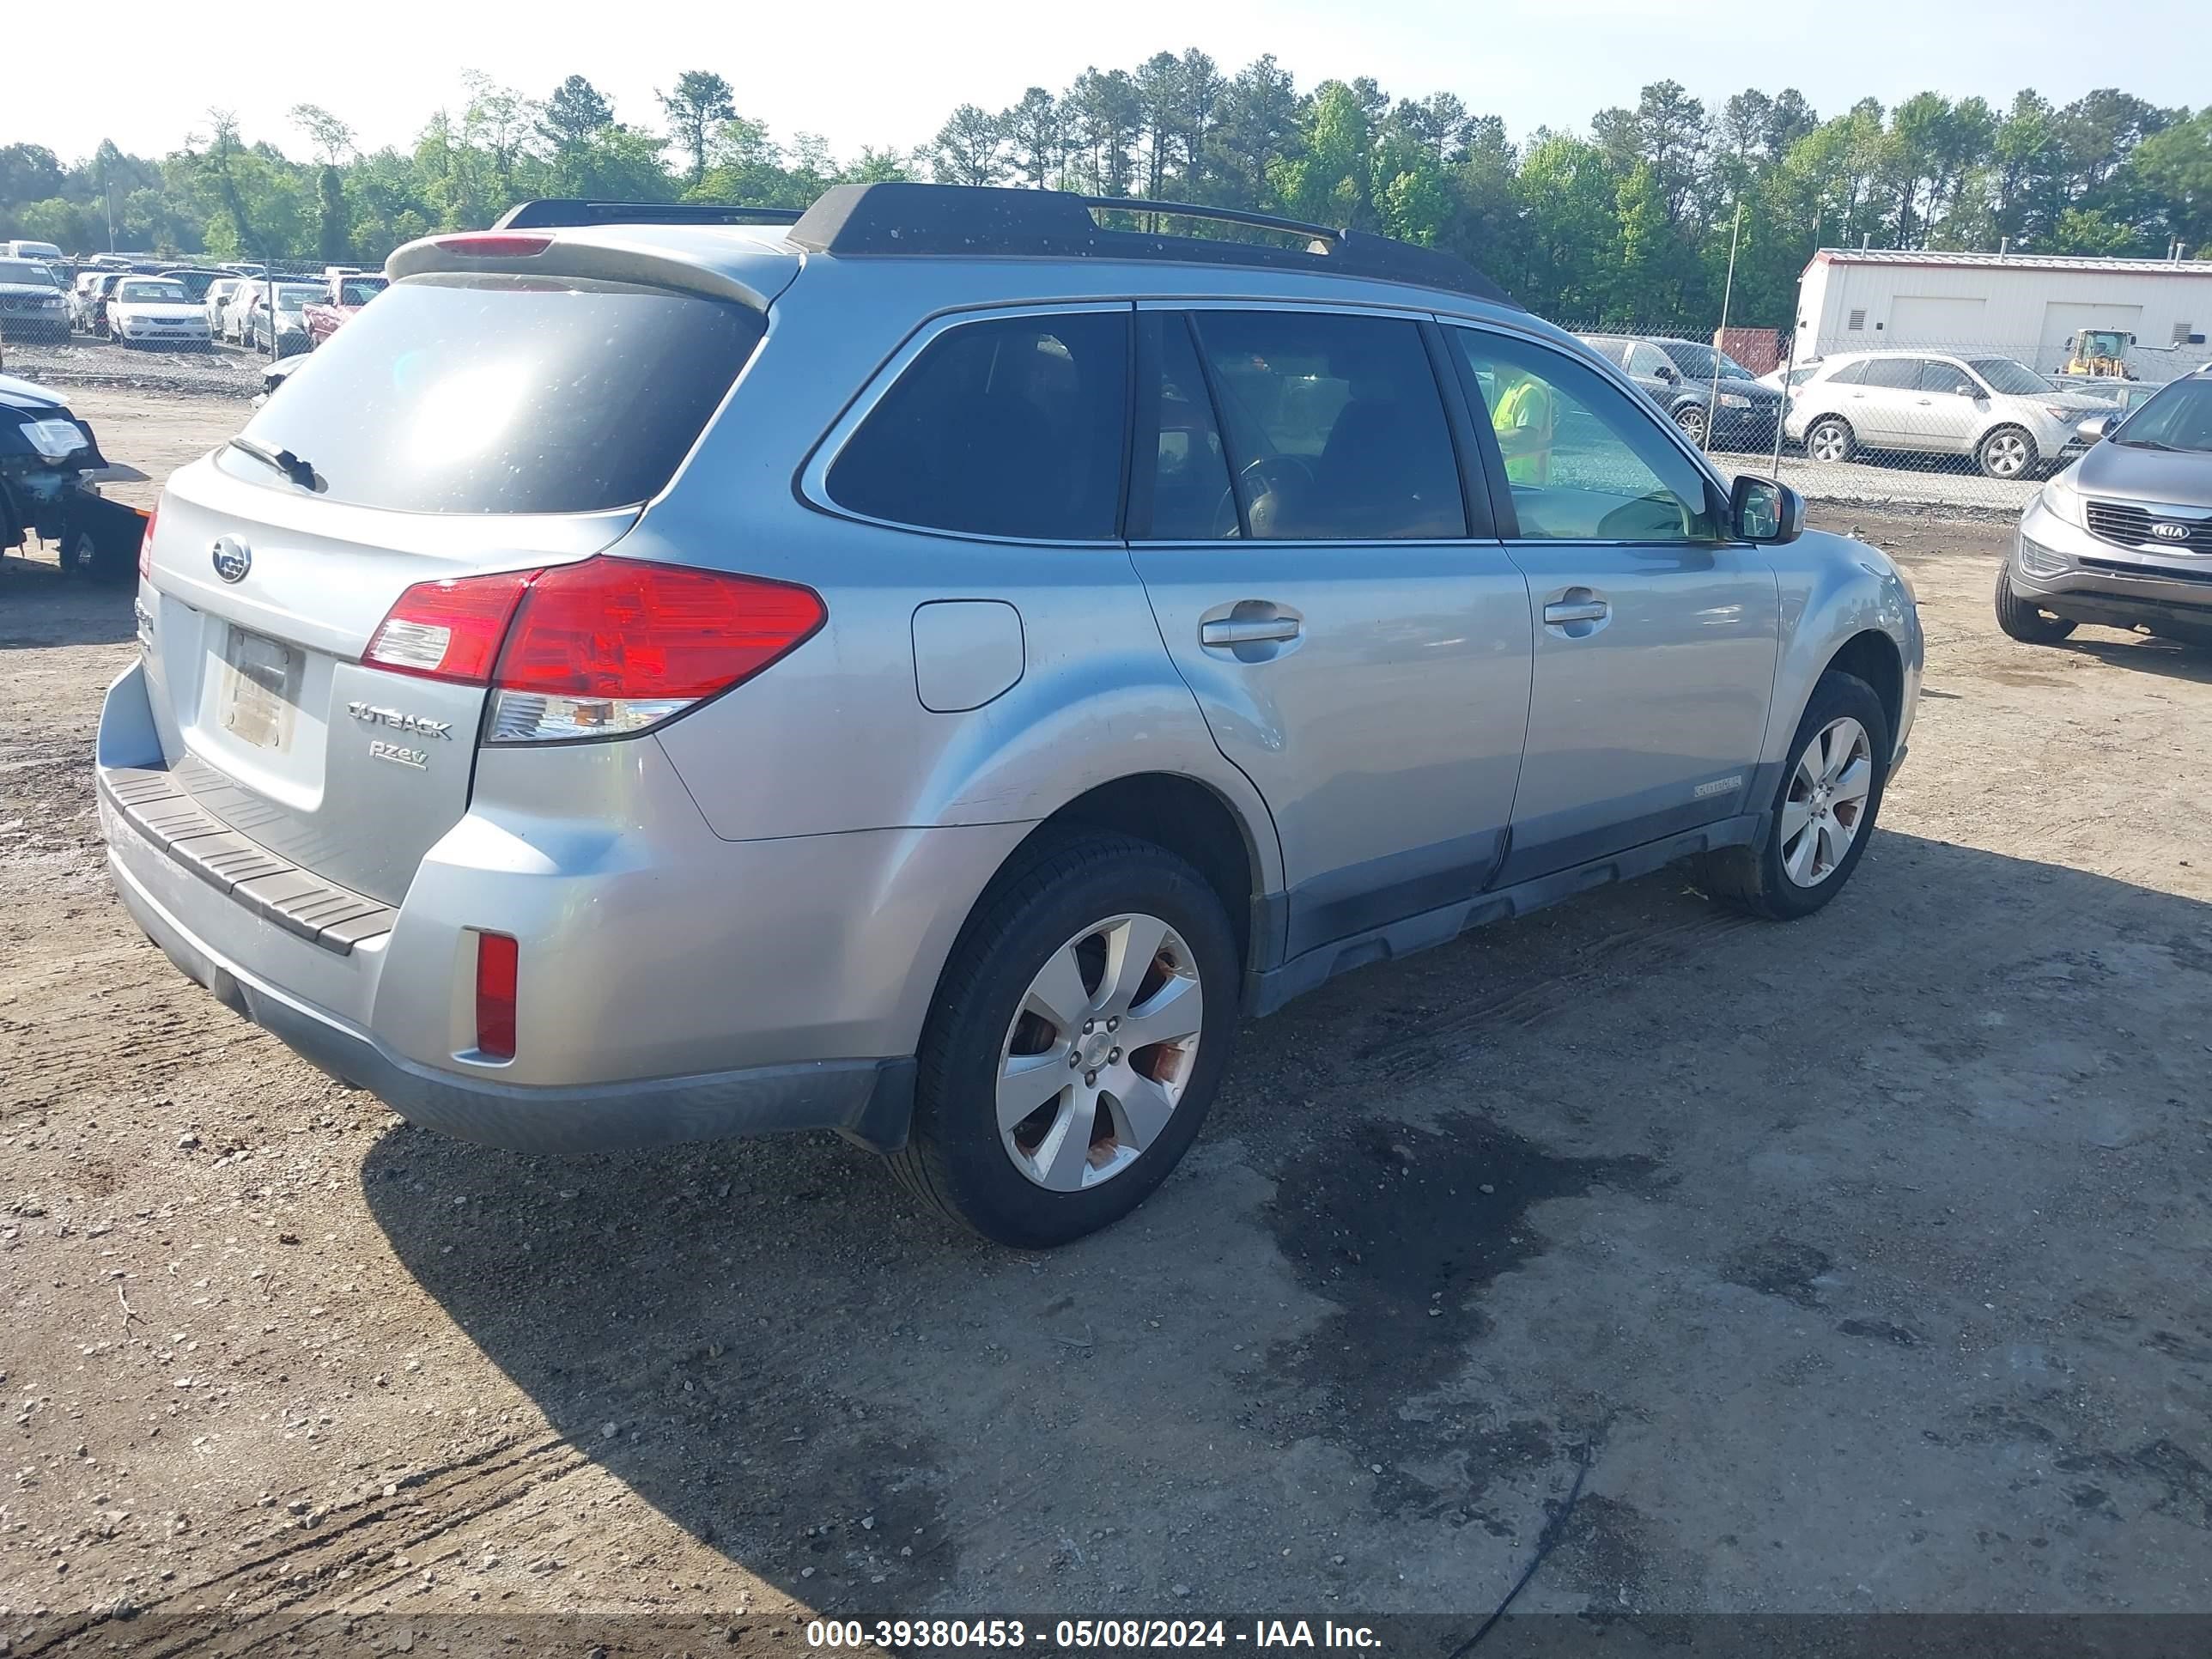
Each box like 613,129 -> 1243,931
14,0 -> 2204,167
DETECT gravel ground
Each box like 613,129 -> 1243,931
3,389 -> 2210,1651
3,338 -> 267,404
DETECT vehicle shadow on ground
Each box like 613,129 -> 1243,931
2056,633 -> 2212,686
0,549 -> 137,647
360,830 -> 2212,1613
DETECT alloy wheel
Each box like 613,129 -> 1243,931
1983,431 -> 2030,477
1809,422 -> 1849,463
996,912 -> 1204,1192
1781,717 -> 1874,888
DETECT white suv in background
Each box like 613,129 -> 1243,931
1785,349 -> 2113,479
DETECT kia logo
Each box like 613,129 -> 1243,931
2151,523 -> 2188,542
211,536 -> 252,583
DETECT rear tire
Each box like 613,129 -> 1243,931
1695,670 -> 1890,921
891,831 -> 1239,1249
1994,563 -> 2077,643
1805,416 -> 1854,465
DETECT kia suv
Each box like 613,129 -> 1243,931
100,185 -> 1922,1246
1997,368 -> 2212,647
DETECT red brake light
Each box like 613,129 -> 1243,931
431,233 -> 551,258
137,504 -> 157,581
365,570 -> 538,684
474,931 -> 518,1060
495,560 -> 826,700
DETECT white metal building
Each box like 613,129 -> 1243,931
1794,248 -> 2212,381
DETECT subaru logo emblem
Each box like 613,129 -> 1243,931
2151,523 -> 2188,542
211,536 -> 252,583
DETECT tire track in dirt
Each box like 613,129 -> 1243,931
15,1435 -> 591,1656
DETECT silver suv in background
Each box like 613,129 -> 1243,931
1998,368 -> 2212,648
1786,349 -> 2113,479
100,185 -> 1922,1246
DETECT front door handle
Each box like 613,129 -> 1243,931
1541,599 -> 1610,625
1200,617 -> 1302,646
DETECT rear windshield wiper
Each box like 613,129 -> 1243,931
227,435 -> 320,490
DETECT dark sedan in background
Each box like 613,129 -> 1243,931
1578,331 -> 1785,453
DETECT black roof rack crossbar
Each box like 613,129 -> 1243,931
787,184 -> 1517,307
1078,197 -> 1342,246
491,200 -> 805,231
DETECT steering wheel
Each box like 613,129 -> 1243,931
1213,454 -> 1317,538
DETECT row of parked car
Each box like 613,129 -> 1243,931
54,264 -> 388,355
1577,328 -> 2159,482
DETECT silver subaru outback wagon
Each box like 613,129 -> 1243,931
99,184 -> 1922,1247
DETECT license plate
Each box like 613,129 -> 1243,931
219,626 -> 299,750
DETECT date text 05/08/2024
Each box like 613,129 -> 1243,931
806,1620 -> 1383,1650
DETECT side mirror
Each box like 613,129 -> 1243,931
1954,383 -> 1978,398
1656,364 -> 1679,383
2076,413 -> 2118,443
1731,475 -> 1804,544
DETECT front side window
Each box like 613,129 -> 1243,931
827,311 -> 1129,540
1827,360 -> 1869,386
1917,360 -> 1975,395
1189,309 -> 1464,540
1453,328 -> 1720,544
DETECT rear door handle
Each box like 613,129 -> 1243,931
1200,617 -> 1302,646
1542,599 -> 1609,625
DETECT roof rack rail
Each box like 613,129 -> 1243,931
490,200 -> 805,231
1078,196 -> 1342,246
787,184 -> 1516,307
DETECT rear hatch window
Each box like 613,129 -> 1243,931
223,272 -> 763,514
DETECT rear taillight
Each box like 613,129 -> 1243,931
365,570 -> 537,684
473,931 -> 518,1060
362,558 -> 824,742
137,504 -> 157,581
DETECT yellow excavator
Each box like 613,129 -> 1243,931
2061,329 -> 2138,379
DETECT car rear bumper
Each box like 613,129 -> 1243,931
2014,499 -> 2212,628
105,842 -> 915,1152
96,657 -> 1021,1154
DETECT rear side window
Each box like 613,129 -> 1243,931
827,312 -> 1130,541
1191,309 -> 1465,540
229,273 -> 763,514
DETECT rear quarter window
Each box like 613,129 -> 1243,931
228,273 -> 763,514
824,311 -> 1130,541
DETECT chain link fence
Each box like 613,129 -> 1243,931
0,256 -> 354,397
1563,319 -> 2201,520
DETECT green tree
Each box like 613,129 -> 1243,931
659,70 -> 737,185
1272,81 -> 1374,227
539,76 -> 616,151
932,105 -> 1006,187
2132,108 -> 2212,251
1000,88 -> 1064,189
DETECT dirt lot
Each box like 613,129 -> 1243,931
3,388 -> 2210,1651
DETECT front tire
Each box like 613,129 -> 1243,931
1806,416 -> 1854,465
1695,670 -> 1890,921
1978,425 -> 2037,480
892,831 -> 1239,1248
1674,404 -> 1711,447
1994,563 -> 2078,643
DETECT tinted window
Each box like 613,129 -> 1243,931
231,273 -> 763,514
1454,328 -> 1719,543
1917,361 -> 1974,394
1656,340 -> 1755,380
1861,358 -> 1922,390
829,312 -> 1128,540
1142,315 -> 1237,540
1827,360 -> 1868,386
1192,310 -> 1463,540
